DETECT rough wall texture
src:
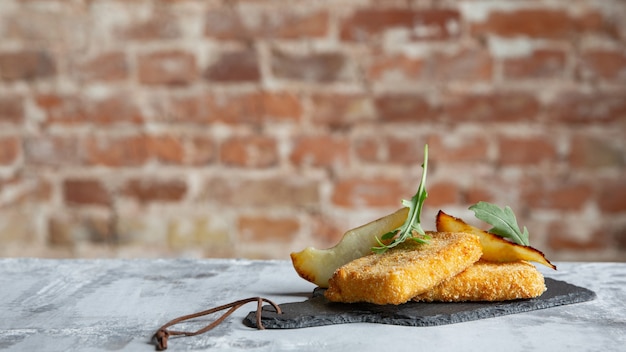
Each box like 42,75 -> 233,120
0,0 -> 624,261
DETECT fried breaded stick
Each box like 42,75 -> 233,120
324,232 -> 482,305
413,260 -> 546,302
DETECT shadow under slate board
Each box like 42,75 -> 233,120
243,278 -> 595,329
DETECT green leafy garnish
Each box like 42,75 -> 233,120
469,201 -> 530,246
372,145 -> 430,254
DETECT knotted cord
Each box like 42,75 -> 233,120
152,297 -> 281,350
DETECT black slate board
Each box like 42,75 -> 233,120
244,278 -> 595,329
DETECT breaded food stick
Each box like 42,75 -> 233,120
325,232 -> 482,305
413,260 -> 546,302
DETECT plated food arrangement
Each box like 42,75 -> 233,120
291,145 -> 555,305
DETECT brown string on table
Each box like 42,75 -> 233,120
152,297 -> 282,351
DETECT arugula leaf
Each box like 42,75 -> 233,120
372,145 -> 430,254
469,201 -> 530,246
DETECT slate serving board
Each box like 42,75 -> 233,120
244,278 -> 595,329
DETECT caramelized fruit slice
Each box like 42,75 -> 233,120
436,210 -> 555,270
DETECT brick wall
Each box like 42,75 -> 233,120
0,0 -> 624,261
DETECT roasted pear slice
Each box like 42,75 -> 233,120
436,210 -> 555,270
291,207 -> 409,288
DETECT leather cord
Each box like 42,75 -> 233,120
152,297 -> 282,350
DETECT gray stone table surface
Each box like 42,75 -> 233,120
0,259 -> 624,352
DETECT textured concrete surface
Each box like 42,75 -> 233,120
0,259 -> 624,351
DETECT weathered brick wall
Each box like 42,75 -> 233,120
0,0 -> 624,261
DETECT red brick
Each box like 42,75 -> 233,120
87,95 -> 143,125
49,212 -> 118,245
204,49 -> 260,82
204,8 -> 328,40
427,135 -> 489,163
206,91 -> 301,124
471,9 -> 575,39
0,50 -> 56,81
220,135 -> 278,168
204,93 -> 245,123
204,177 -> 319,207
116,12 -> 179,40
355,135 -> 437,165
123,178 -> 187,203
387,137 -> 430,164
370,48 -> 492,83
497,136 -> 558,166
522,180 -> 594,211
427,181 -> 461,206
443,92 -> 540,122
374,94 -> 437,122
574,9 -> 621,38
0,136 -> 20,165
340,9 -> 460,42
34,94 -> 62,110
29,178 -> 53,205
0,96 -> 24,125
569,135 -> 624,169
368,54 -> 425,82
271,49 -> 349,83
203,8 -> 244,40
466,177 -> 532,206
137,51 -> 197,86
261,91 -> 303,119
503,49 -> 567,79
47,216 -> 74,247
77,52 -> 129,82
82,135 -> 149,167
613,224 -> 626,251
547,221 -> 609,251
476,6 -> 621,39
238,215 -> 299,242
373,49 -> 492,83
36,94 -> 143,126
290,135 -> 350,168
432,48 -> 493,81
147,135 -> 185,165
311,94 -> 376,128
189,136 -> 216,166
269,11 -> 328,39
311,215 -> 345,246
2,8 -> 63,43
547,91 -> 626,123
23,135 -> 80,166
354,135 -> 382,163
597,179 -> 626,213
465,185 -> 496,205
63,179 -> 111,206
154,94 -> 206,124
331,177 -> 406,208
579,49 -> 626,81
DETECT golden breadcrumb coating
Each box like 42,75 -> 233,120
324,232 -> 482,305
413,260 -> 546,302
